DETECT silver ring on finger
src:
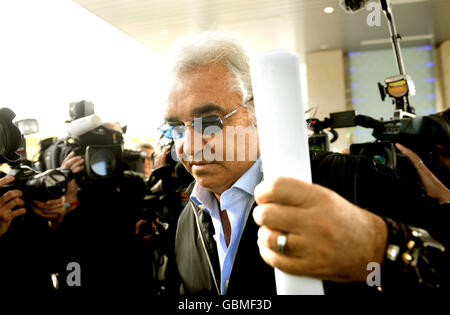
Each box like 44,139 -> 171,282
277,232 -> 288,255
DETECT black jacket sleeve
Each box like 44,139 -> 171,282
310,151 -> 448,291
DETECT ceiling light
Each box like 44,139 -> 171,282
324,7 -> 334,14
160,29 -> 169,35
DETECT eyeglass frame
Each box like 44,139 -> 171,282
158,97 -> 253,140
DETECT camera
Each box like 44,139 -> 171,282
1,107 -> 69,202
308,0 -> 450,186
38,101 -> 146,181
0,165 -> 69,202
351,112 -> 449,183
307,109 -> 450,184
308,110 -> 357,152
39,126 -> 146,180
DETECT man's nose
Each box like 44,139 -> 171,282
180,125 -> 204,159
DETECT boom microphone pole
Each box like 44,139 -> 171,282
340,0 -> 416,118
380,0 -> 406,76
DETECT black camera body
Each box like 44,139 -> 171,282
308,111 -> 356,152
351,113 -> 449,183
39,125 -> 146,181
308,110 -> 449,184
0,165 -> 69,202
39,99 -> 145,181
1,107 -> 70,203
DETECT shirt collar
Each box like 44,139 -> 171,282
230,158 -> 262,197
190,158 -> 263,211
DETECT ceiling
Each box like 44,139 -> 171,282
72,0 -> 450,55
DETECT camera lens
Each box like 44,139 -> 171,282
90,149 -> 116,177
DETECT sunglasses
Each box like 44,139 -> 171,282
159,97 -> 253,140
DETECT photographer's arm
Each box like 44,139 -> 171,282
61,152 -> 84,215
0,177 -> 26,238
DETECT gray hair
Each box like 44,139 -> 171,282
167,31 -> 256,124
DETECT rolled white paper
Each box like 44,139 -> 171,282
250,49 -> 324,295
68,114 -> 102,137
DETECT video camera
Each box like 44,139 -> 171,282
308,0 -> 450,185
0,107 -> 69,202
308,110 -> 449,179
38,100 -> 146,181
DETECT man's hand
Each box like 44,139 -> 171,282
61,151 -> 85,174
396,143 -> 450,204
30,152 -> 85,230
61,152 -> 85,214
253,177 -> 388,282
31,198 -> 65,226
153,146 -> 171,169
135,219 -> 154,241
0,176 -> 26,238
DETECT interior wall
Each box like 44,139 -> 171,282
305,50 -> 351,152
348,46 -> 438,144
439,40 -> 450,111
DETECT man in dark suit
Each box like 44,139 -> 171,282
161,31 -> 447,295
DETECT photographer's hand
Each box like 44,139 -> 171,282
0,176 -> 26,238
153,146 -> 171,169
396,143 -> 450,204
62,151 -> 85,173
61,152 -> 85,214
29,152 -> 85,231
135,219 -> 154,241
253,177 -> 388,282
31,198 -> 65,230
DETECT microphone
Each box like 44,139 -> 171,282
339,0 -> 372,13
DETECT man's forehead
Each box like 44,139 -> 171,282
174,66 -> 230,91
165,66 -> 235,120
165,98 -> 225,122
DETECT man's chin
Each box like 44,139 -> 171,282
191,165 -> 224,189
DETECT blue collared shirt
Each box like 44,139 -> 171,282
190,158 -> 263,295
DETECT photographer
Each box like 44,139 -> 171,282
135,141 -> 193,295
137,143 -> 155,179
0,107 -> 74,296
43,122 -> 158,296
0,175 -> 70,296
